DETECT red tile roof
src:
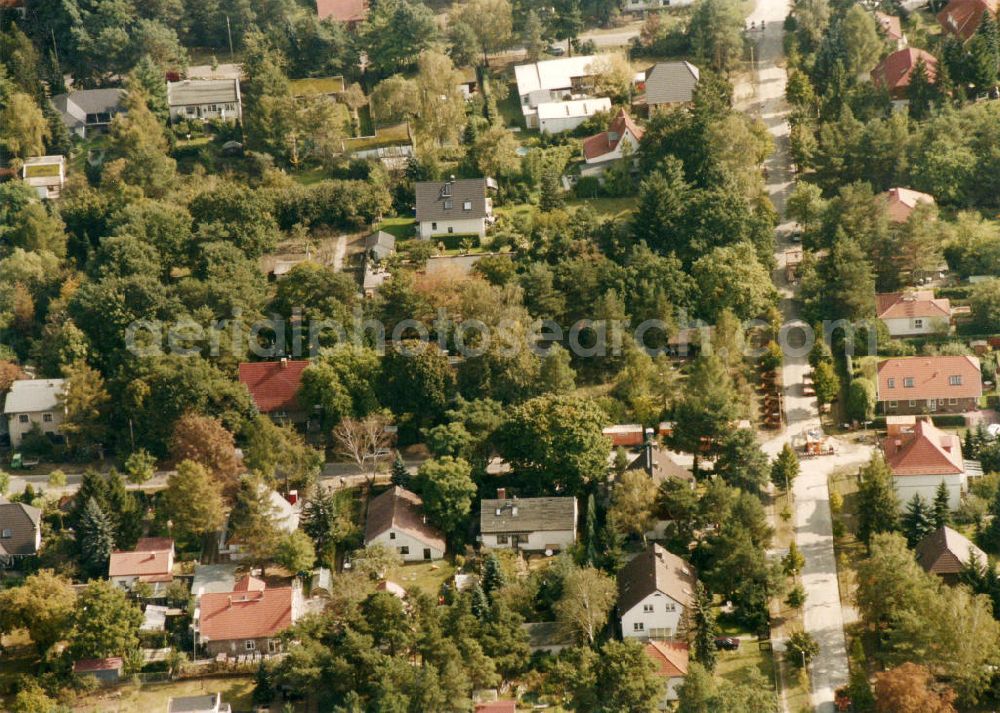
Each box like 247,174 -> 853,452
238,360 -> 309,414
199,586 -> 294,642
136,537 -> 174,552
644,641 -> 690,678
364,486 -> 446,552
74,657 -> 123,673
109,539 -> 174,580
876,290 -> 951,320
871,48 -> 937,96
475,703 -> 517,713
603,424 -> 645,447
877,355 -> 982,402
882,187 -> 935,222
316,0 -> 367,23
882,417 -> 964,476
582,109 -> 644,161
233,574 -> 266,592
937,0 -> 998,41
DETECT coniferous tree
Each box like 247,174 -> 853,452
901,493 -> 934,547
979,485 -> 1000,554
771,443 -> 801,491
391,453 -> 410,488
470,583 -> 490,620
584,493 -> 598,567
906,59 -> 935,121
538,168 -> 564,212
690,581 -> 718,671
77,498 -> 116,579
856,454 -> 898,546
482,553 -> 505,602
932,481 -> 951,530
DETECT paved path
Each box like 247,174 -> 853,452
734,2 -> 873,709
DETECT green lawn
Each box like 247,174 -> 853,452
496,195 -> 637,224
289,76 -> 345,97
377,216 -> 417,240
386,560 -> 456,598
73,676 -> 255,713
343,122 -> 411,152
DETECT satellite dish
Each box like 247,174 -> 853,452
544,549 -> 554,557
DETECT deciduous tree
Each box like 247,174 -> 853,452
554,566 -> 617,646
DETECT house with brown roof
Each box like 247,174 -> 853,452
881,187 -> 935,223
627,442 -> 695,487
475,702 -> 517,713
876,290 -> 951,337
581,109 -> 644,178
871,48 -> 937,101
617,543 -> 697,641
195,575 -> 302,656
876,11 -> 907,49
916,525 -> 987,583
644,640 -> 690,705
238,358 -> 310,425
882,416 -> 970,509
315,0 -> 367,26
109,537 -> 174,593
73,657 -> 124,684
364,486 -> 446,561
0,501 -> 42,567
937,0 -> 998,41
643,61 -> 700,112
877,355 -> 981,416
479,491 -> 578,553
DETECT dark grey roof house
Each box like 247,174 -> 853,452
167,79 -> 242,123
364,230 -> 397,261
479,491 -> 577,552
414,177 -> 496,239
51,88 -> 126,138
0,501 -> 42,565
627,443 -> 695,485
645,62 -> 700,109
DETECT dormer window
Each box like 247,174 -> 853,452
903,377 -> 915,388
949,375 -> 962,385
463,200 -> 472,210
441,183 -> 452,197
444,199 -> 453,210
887,378 -> 895,388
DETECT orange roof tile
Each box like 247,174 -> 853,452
882,187 -> 935,223
199,586 -> 294,642
74,657 -> 123,673
109,540 -> 173,579
937,0 -> 998,41
882,417 -> 964,476
238,360 -> 309,414
233,574 -> 266,592
316,0 -> 367,23
582,109 -> 644,161
876,290 -> 951,320
475,703 -> 517,713
644,641 -> 690,678
871,48 -> 937,96
877,355 -> 982,402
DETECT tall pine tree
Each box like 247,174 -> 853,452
391,453 -> 410,488
78,498 -> 116,579
690,581 -> 718,672
856,454 -> 898,546
932,481 -> 951,530
901,493 -> 933,547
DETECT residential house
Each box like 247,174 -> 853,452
142,604 -> 169,632
3,378 -> 65,447
108,537 -> 175,594
871,48 -> 937,102
937,0 -> 998,41
220,487 -> 300,561
603,424 -> 645,447
51,88 -> 125,138
238,359 -> 311,424
475,703 -> 517,713
876,355 -> 982,415
195,575 -> 302,656
167,79 -> 242,123
73,657 -> 123,684
624,0 -> 694,12
617,543 -> 696,640
876,290 -> 951,337
479,491 -> 578,553
875,11 -> 907,49
627,442 -> 695,487
315,0 -> 368,27
168,693 -> 232,713
644,61 -> 700,112
538,97 -> 612,134
192,563 -> 238,599
882,416 -> 971,509
364,230 -> 397,261
364,486 -> 446,561
916,525 -> 988,583
882,187 -> 935,223
457,67 -> 479,99
644,640 -> 690,705
514,55 -> 602,129
581,109 -> 644,177
21,155 -> 66,199
415,177 -> 496,239
0,501 -> 42,566
521,621 -> 575,654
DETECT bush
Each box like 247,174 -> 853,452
832,518 -> 846,538
574,176 -> 603,199
785,584 -> 806,609
786,630 -> 820,667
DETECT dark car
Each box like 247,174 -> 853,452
714,637 -> 741,651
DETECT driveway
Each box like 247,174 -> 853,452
736,2 -> 868,709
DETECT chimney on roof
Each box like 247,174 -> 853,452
497,487 -> 506,500
280,357 -> 288,368
227,596 -> 232,609
511,505 -> 518,517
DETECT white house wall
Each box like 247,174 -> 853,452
484,527 -> 577,552
893,473 -> 964,510
620,591 -> 685,640
881,317 -> 948,337
7,409 -> 64,447
418,217 -> 487,239
367,528 -> 444,562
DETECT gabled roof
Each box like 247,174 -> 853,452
627,445 -> 695,484
415,178 -> 491,223
514,55 -> 600,94
876,290 -> 951,320
937,0 -> 998,41
617,543 -> 697,615
167,79 -> 239,107
645,61 -> 700,105
238,359 -> 309,413
882,417 -> 965,476
916,525 -> 987,575
233,574 -> 266,592
871,48 -> 938,93
108,538 -> 174,580
3,378 -> 64,414
876,11 -> 904,40
364,486 -> 446,551
199,585 -> 295,642
582,109 -> 644,161
644,640 -> 690,678
475,703 -> 517,713
365,230 -> 397,258
882,187 -> 935,222
0,501 -> 42,556
480,496 -> 577,534
316,0 -> 367,23
536,97 -> 611,120
51,89 -> 125,128
877,355 -> 982,401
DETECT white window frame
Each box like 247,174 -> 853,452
912,318 -> 923,329
888,400 -> 898,408
43,413 -> 52,423
399,545 -> 410,555
245,640 -> 256,651
903,377 -> 915,388
908,400 -> 916,407
665,602 -> 676,612
463,200 -> 472,210
949,398 -> 958,405
18,414 -> 28,423
389,531 -> 396,540
643,604 -> 654,613
887,378 -> 895,388
633,622 -> 644,632
949,375 -> 962,386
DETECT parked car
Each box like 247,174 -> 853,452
547,44 -> 566,56
714,637 -> 741,651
